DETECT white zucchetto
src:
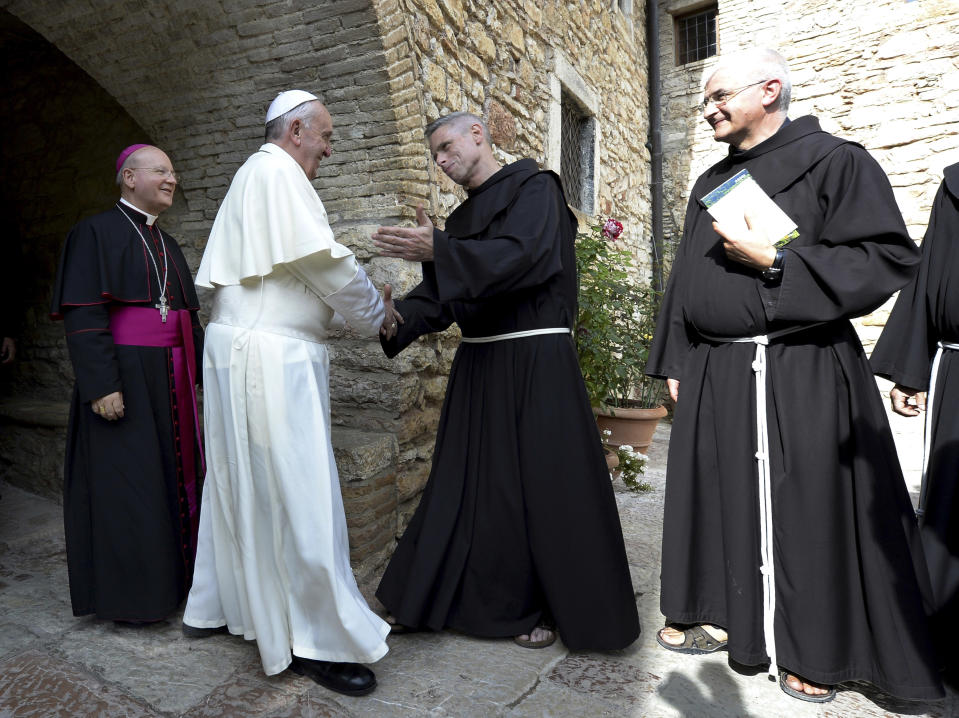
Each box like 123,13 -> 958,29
265,90 -> 319,124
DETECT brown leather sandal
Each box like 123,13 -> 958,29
384,615 -> 417,634
656,625 -> 728,654
513,625 -> 557,649
779,671 -> 836,703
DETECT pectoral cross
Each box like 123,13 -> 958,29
156,295 -> 169,323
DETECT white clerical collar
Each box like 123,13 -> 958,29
119,197 -> 158,226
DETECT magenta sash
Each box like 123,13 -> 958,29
108,305 -> 204,559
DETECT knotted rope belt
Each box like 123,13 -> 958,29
918,340 -> 959,517
702,322 -> 825,677
460,327 -> 570,343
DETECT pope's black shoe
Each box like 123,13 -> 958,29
289,656 -> 376,696
181,623 -> 229,638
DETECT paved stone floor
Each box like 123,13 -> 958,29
1,379 -> 957,717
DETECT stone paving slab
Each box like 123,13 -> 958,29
54,620 -> 257,715
180,673 -> 346,718
0,404 -> 957,717
0,649 -> 161,717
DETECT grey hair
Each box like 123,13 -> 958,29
115,147 -> 153,186
425,112 -> 491,144
711,48 -> 792,112
264,100 -> 320,142
115,152 -> 139,186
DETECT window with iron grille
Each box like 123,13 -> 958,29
675,5 -> 717,65
560,90 -> 595,214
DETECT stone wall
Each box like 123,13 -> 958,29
1,0 -> 655,576
0,0 -> 430,574
0,10 -> 156,402
394,0 -> 652,268
369,0 -> 652,530
657,0 -> 959,348
0,10 -> 163,496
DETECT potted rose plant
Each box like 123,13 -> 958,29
575,219 -> 667,453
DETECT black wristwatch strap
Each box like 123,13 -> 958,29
762,249 -> 785,280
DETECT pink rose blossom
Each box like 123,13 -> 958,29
602,218 -> 624,240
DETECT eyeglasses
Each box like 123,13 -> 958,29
701,81 -> 766,110
127,167 -> 179,181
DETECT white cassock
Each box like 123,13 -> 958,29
184,142 -> 390,675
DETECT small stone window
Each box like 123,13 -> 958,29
560,90 -> 596,214
675,4 -> 718,65
546,55 -> 599,216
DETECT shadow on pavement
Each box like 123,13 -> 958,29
841,680 -> 945,716
658,662 -> 756,718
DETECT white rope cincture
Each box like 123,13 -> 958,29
460,327 -> 571,343
730,333 -> 778,677
718,322 -> 825,678
918,341 -> 959,517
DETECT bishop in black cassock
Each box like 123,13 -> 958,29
648,50 -> 943,702
372,113 -> 639,651
51,145 -> 203,622
872,162 -> 959,663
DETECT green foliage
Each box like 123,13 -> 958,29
603,427 -> 653,493
574,222 -> 667,409
615,444 -> 652,493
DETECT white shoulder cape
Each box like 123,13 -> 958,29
195,143 -> 353,288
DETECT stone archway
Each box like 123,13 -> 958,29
0,8 -> 157,399
0,0 -> 430,244
0,0 -> 439,577
0,8 -> 169,496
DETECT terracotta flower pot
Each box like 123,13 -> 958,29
594,404 -> 667,454
604,448 -> 620,473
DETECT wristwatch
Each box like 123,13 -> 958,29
761,249 -> 785,280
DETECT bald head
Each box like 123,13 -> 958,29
116,145 -> 159,186
706,48 -> 791,113
118,145 -> 177,215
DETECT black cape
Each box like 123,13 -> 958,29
51,203 -> 203,621
376,159 -> 640,650
872,162 -> 959,646
647,117 -> 943,699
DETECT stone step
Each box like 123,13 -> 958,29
332,427 -> 401,568
331,426 -> 397,482
0,397 -> 70,499
0,397 -> 70,428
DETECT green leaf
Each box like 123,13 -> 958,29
575,222 -> 668,407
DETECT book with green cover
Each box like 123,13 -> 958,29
701,169 -> 799,248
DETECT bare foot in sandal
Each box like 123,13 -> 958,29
384,615 -> 415,634
514,625 -> 556,648
657,624 -> 728,654
780,671 -> 835,702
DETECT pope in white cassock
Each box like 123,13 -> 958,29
182,90 -> 392,697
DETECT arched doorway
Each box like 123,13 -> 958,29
0,8 -> 159,400
0,1 -> 435,575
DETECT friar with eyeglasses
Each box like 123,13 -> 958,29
647,48 -> 944,703
51,144 -> 204,625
